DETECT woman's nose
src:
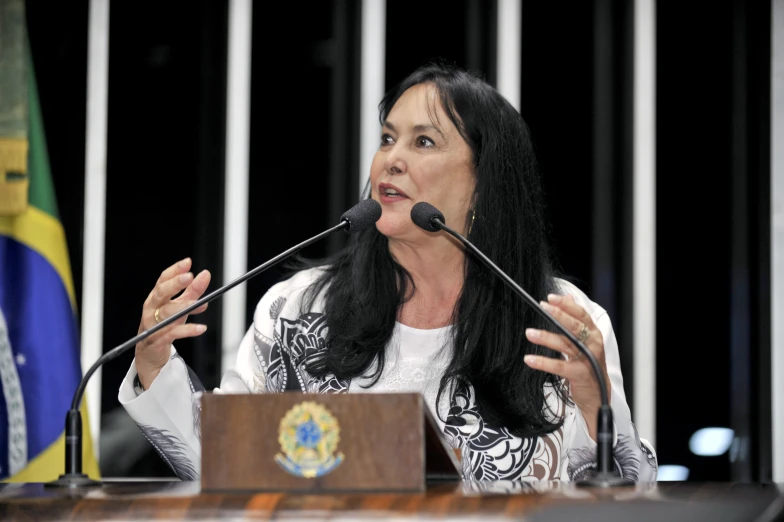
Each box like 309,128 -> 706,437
384,144 -> 406,175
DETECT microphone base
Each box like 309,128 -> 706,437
45,473 -> 102,489
575,471 -> 635,489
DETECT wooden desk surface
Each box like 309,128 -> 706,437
0,480 -> 781,521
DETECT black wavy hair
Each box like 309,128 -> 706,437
299,60 -> 566,437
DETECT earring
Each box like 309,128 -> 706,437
468,209 -> 476,235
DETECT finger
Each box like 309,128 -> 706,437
524,354 -> 573,380
155,299 -> 207,325
143,301 -> 181,330
164,301 -> 209,318
156,257 -> 192,286
540,300 -> 586,340
526,328 -> 579,358
150,271 -> 194,306
179,269 -> 212,302
145,323 -> 207,347
189,302 -> 209,315
547,294 -> 595,329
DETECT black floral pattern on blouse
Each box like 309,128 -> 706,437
266,311 -> 348,394
444,385 -> 537,481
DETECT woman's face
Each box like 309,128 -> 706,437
370,83 -> 476,242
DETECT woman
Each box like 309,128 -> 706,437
120,62 -> 658,482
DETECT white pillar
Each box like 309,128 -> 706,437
81,0 -> 110,458
496,0 -> 522,111
359,0 -> 386,197
221,0 -> 253,374
633,0 -> 657,446
771,0 -> 784,484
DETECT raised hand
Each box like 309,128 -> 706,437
135,257 -> 211,389
522,293 -> 611,441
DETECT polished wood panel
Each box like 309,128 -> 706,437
0,481 -> 781,521
201,393 -> 460,493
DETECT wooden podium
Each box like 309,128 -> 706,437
199,392 -> 462,492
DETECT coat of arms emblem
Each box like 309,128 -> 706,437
275,401 -> 344,478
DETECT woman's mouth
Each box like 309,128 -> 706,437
378,183 -> 409,204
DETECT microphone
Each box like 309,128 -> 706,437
411,201 -> 634,488
46,199 -> 382,488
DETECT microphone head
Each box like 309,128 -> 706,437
340,199 -> 382,233
410,202 -> 444,232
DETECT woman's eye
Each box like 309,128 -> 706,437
381,134 -> 394,146
416,136 -> 435,147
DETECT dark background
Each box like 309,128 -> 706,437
23,0 -> 772,481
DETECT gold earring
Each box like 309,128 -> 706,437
468,209 -> 476,235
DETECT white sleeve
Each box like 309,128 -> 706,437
116,273 -> 306,480
118,327 -> 256,480
561,309 -> 658,482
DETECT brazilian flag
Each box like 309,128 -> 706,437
0,0 -> 99,481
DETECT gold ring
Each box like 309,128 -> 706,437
154,308 -> 162,324
577,323 -> 589,343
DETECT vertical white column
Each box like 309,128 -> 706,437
359,0 -> 386,196
771,0 -> 784,484
633,0 -> 656,446
496,0 -> 522,111
221,0 -> 252,374
81,0 -> 110,458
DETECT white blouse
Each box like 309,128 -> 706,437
352,322 -> 452,430
119,267 -> 658,483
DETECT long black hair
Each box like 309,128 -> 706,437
299,61 -> 567,437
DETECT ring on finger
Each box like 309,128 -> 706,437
154,308 -> 163,324
577,322 -> 589,343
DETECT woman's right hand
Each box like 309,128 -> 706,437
135,257 -> 212,389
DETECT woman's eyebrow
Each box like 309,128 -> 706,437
383,121 -> 446,140
413,124 -> 447,140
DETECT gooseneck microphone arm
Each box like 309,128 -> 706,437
47,199 -> 382,488
411,202 -> 633,488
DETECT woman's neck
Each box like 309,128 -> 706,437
389,234 -> 465,329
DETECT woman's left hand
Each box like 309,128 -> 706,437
523,293 -> 610,442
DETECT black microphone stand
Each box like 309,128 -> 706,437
46,221 -> 350,488
433,217 -> 634,488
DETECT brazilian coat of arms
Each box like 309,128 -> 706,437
274,401 -> 344,478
